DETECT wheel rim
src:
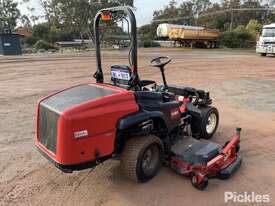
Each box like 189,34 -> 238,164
141,145 -> 160,175
206,113 -> 217,134
192,175 -> 197,184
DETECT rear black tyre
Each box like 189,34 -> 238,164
260,53 -> 267,56
199,106 -> 219,139
191,173 -> 208,190
120,135 -> 163,183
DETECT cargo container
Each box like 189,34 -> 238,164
157,24 -> 220,48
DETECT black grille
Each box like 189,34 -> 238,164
39,104 -> 59,153
264,42 -> 275,45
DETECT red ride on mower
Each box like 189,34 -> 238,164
35,6 -> 242,190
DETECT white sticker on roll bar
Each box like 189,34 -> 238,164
111,70 -> 131,80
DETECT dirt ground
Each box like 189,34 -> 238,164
0,48 -> 274,206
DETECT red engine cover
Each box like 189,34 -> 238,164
36,83 -> 139,165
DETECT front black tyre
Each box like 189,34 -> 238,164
120,135 -> 163,183
191,173 -> 208,190
217,172 -> 230,180
199,106 -> 219,139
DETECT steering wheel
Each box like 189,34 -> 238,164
151,56 -> 172,68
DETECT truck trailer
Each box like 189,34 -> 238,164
157,24 -> 220,48
256,23 -> 275,56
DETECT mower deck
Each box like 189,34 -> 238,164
171,137 -> 221,165
169,129 -> 242,190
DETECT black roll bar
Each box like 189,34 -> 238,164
93,6 -> 139,85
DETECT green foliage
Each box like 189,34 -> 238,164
34,40 -> 57,51
32,23 -> 75,43
24,1 -> 135,47
153,0 -> 183,24
0,0 -> 21,31
219,30 -> 254,48
33,23 -> 51,41
219,19 -> 262,48
41,0 -> 134,39
246,19 -> 262,34
141,40 -> 160,48
153,0 -> 212,26
49,27 -> 74,42
152,0 -> 274,32
234,25 -> 247,33
138,24 -> 158,41
25,36 -> 38,46
141,0 -> 271,48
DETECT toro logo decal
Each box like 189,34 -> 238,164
74,130 -> 88,139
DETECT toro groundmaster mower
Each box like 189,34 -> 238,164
36,7 -> 241,190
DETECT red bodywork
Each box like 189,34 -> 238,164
170,131 -> 241,181
176,95 -> 190,113
36,83 -> 139,166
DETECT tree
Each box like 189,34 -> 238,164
41,0 -> 134,39
153,0 -> 212,26
246,19 -> 262,34
0,0 -> 20,31
20,0 -> 41,26
138,24 -> 157,41
153,0 -> 182,24
191,0 -> 211,18
33,22 -> 51,41
20,15 -> 32,28
151,0 -> 274,32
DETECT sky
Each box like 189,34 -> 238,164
134,0 -> 183,25
18,0 -> 184,26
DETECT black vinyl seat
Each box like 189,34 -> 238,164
140,80 -> 156,87
135,91 -> 181,111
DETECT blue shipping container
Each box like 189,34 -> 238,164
0,34 -> 22,55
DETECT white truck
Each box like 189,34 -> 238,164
256,23 -> 275,56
